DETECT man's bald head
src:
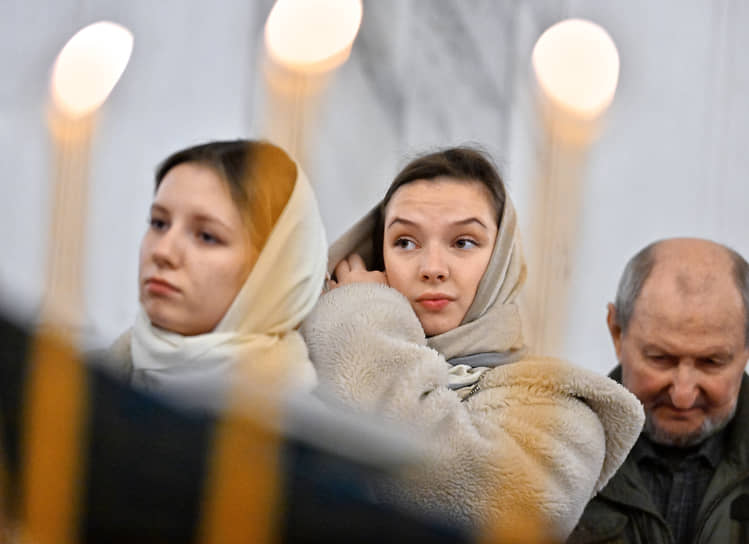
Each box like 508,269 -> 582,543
614,238 -> 749,345
609,238 -> 749,447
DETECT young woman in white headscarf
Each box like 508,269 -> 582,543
301,147 -> 644,540
107,140 -> 327,406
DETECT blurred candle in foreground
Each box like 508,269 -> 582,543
42,21 -> 133,341
261,0 -> 362,163
25,23 -> 133,544
522,18 -> 619,357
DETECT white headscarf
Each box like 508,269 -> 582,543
130,163 -> 327,406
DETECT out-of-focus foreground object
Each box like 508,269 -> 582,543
19,21 -> 133,544
522,18 -> 619,356
261,0 -> 363,165
0,311 -> 474,543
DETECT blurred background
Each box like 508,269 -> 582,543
3,0 -> 748,373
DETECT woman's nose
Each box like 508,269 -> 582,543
420,246 -> 449,281
150,229 -> 181,268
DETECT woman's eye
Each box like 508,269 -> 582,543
455,238 -> 478,249
395,238 -> 416,250
199,231 -> 219,244
149,217 -> 167,231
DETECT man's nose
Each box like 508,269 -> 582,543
419,246 -> 449,281
669,364 -> 699,409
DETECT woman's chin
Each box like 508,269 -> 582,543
149,314 -> 219,337
421,318 -> 457,337
144,308 -> 183,335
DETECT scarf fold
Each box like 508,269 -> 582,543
327,189 -> 527,391
131,164 -> 327,405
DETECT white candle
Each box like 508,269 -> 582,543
261,0 -> 362,162
523,19 -> 620,356
42,21 -> 133,342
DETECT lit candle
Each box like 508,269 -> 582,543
261,0 -> 362,162
22,22 -> 134,544
194,9 -> 362,540
42,21 -> 133,342
522,18 -> 620,356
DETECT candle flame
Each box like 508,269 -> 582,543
50,21 -> 134,118
265,0 -> 363,73
532,19 -> 619,120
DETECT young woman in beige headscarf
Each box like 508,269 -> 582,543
108,140 -> 327,407
301,147 -> 644,540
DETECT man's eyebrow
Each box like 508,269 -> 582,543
642,343 -> 732,359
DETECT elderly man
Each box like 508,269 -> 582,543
569,238 -> 749,544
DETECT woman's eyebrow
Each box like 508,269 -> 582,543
452,217 -> 488,229
150,203 -> 168,214
387,217 -> 489,230
386,217 -> 417,230
193,213 -> 232,232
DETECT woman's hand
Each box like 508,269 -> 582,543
327,253 -> 388,291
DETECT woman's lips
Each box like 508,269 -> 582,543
416,296 -> 452,311
144,278 -> 179,296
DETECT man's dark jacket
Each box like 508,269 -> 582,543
568,367 -> 749,544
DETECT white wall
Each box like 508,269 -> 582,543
3,1 -> 748,373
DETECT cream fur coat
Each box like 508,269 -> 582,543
302,283 -> 643,539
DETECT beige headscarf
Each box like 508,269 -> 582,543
130,164 -> 327,405
328,191 -> 527,368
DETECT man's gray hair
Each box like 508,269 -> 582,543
613,240 -> 749,345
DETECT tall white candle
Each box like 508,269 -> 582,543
42,21 -> 133,343
261,0 -> 362,163
523,19 -> 619,356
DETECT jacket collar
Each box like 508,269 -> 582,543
721,372 -> 749,466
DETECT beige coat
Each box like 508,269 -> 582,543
302,282 -> 643,539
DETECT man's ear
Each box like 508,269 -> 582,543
606,303 -> 624,360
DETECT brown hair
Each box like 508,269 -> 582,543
155,140 -> 296,253
372,146 -> 506,270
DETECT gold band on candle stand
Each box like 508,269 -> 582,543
20,331 -> 88,544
